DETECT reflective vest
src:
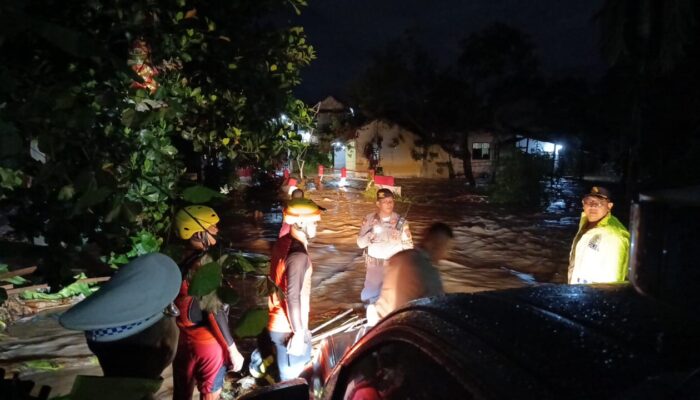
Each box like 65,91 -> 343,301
569,212 -> 630,284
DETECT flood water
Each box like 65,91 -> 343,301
0,177 -> 584,398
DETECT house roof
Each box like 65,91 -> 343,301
315,96 -> 347,112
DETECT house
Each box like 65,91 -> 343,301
315,96 -> 572,180
343,120 -> 465,178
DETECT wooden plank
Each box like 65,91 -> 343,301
0,266 -> 37,281
0,283 -> 13,290
77,276 -> 110,285
6,284 -> 49,295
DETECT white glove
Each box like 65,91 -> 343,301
366,304 -> 380,326
286,330 -> 309,357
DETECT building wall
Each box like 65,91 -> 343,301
467,131 -> 496,180
350,120 -> 465,178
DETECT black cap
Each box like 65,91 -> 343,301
583,186 -> 612,201
377,188 -> 394,200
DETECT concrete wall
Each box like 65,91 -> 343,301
468,131 -> 495,180
350,120 -> 465,178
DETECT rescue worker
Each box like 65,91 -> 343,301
568,186 -> 630,284
279,189 -> 326,238
57,253 -> 182,400
267,198 -> 321,381
356,188 -> 413,304
278,189 -> 306,238
366,222 -> 453,325
172,205 -> 244,400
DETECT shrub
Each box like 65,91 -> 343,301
490,151 -> 552,206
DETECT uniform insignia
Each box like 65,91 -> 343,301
588,234 -> 601,251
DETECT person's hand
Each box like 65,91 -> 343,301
286,331 -> 308,356
228,346 -> 245,372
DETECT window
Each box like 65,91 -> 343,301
336,341 -> 471,400
472,142 -> 490,160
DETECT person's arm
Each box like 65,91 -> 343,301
357,216 -> 375,249
285,252 -> 311,356
400,221 -> 413,249
285,252 -> 310,334
374,259 -> 401,318
209,308 -> 235,347
207,307 -> 245,371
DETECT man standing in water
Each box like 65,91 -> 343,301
366,222 -> 454,325
568,186 -> 630,284
267,199 -> 322,381
357,188 -> 413,304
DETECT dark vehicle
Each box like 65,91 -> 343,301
242,187 -> 700,400
242,285 -> 699,400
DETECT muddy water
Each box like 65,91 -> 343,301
223,178 -> 579,318
0,178 -> 581,398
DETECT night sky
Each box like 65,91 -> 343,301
293,0 -> 606,103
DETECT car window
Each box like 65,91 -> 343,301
336,341 -> 472,400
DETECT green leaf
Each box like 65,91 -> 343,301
233,308 -> 269,338
21,277 -> 96,300
58,185 -> 75,201
161,145 -> 178,156
121,109 -> 137,127
126,231 -> 161,256
188,261 -> 222,297
182,185 -> 225,203
74,187 -> 112,211
233,253 -> 255,273
21,359 -> 62,372
0,168 -> 23,191
217,286 -> 239,305
0,264 -> 30,285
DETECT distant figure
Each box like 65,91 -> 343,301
283,177 -> 299,198
268,199 -> 323,381
173,206 -> 244,400
366,223 -> 454,325
568,186 -> 630,284
58,253 -> 182,400
356,189 -> 413,304
291,188 -> 304,199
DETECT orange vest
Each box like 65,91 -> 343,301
267,235 -> 312,333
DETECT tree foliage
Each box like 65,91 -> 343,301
350,24 -> 544,185
0,0 -> 314,280
596,0 -> 700,198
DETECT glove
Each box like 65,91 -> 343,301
228,346 -> 245,372
366,304 -> 380,326
286,330 -> 309,357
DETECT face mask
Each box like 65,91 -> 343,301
303,221 -> 318,239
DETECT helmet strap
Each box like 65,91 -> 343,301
192,231 -> 211,251
290,223 -> 309,247
182,208 -> 218,243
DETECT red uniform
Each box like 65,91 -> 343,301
173,259 -> 235,399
